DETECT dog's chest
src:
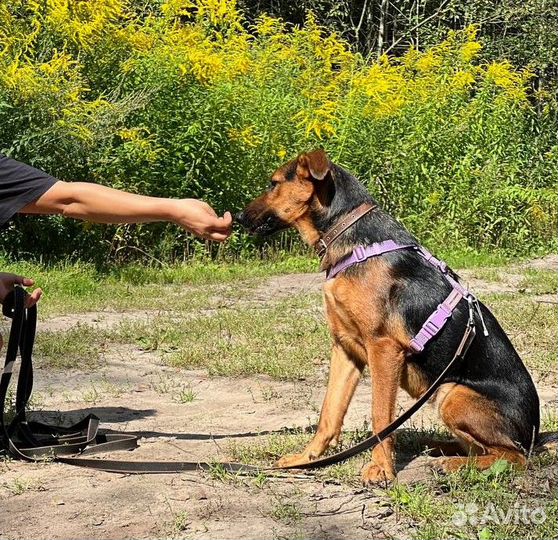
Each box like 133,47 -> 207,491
323,278 -> 385,347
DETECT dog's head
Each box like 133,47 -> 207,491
235,149 -> 334,245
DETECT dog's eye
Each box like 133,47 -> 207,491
268,180 -> 279,191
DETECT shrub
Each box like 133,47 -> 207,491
0,0 -> 555,263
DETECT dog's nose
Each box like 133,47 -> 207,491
234,211 -> 246,225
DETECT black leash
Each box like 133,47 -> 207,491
1,285 -> 476,475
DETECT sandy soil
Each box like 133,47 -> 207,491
0,256 -> 556,540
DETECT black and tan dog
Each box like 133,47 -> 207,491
236,149 -> 554,484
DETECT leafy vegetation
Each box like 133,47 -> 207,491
0,0 -> 555,263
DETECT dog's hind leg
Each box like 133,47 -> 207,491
362,338 -> 405,485
423,439 -> 469,457
436,384 -> 526,472
275,344 -> 363,468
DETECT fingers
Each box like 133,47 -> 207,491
0,273 -> 41,306
207,231 -> 230,242
211,212 -> 233,231
26,288 -> 43,308
204,212 -> 233,241
222,211 -> 233,225
0,274 -> 34,287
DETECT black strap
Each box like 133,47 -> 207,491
1,285 -> 476,475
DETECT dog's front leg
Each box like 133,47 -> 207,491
275,343 -> 363,468
361,338 -> 405,485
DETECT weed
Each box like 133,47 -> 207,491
34,324 -> 105,370
172,511 -> 190,533
271,500 -> 303,524
1,477 -> 43,496
82,385 -> 100,404
176,385 -> 197,404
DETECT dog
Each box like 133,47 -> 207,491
236,149 -> 553,485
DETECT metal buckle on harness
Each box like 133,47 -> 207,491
467,295 -> 489,336
316,239 -> 327,257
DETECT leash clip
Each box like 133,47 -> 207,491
466,295 -> 489,337
473,297 -> 489,337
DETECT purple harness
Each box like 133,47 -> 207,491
326,241 -> 485,353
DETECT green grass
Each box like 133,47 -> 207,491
518,269 -> 558,295
1,477 -> 44,496
34,324 -> 106,370
435,248 -> 515,269
271,499 -> 303,524
541,409 -> 558,432
111,295 -> 329,379
0,255 -> 318,317
388,457 -> 558,540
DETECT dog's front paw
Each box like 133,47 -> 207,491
361,462 -> 396,486
275,453 -> 311,469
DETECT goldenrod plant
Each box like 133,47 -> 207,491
0,0 -> 555,262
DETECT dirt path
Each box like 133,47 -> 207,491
1,356 -> 438,539
0,257 -> 556,540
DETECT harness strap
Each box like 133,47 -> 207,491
326,241 -> 476,353
409,289 -> 463,353
326,240 -> 415,279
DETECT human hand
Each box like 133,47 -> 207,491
173,199 -> 233,241
0,273 -> 43,308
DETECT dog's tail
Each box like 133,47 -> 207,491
534,431 -> 558,454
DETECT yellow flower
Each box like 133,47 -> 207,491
257,15 -> 283,37
228,126 -> 261,148
460,41 -> 482,62
486,62 -> 516,88
161,0 -> 196,18
415,51 -> 441,72
530,204 -> 547,222
118,128 -> 142,141
453,71 -> 476,88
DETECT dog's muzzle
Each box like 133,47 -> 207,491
235,209 -> 287,236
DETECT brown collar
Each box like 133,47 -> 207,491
314,202 -> 377,257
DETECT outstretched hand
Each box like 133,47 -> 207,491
173,199 -> 233,242
0,273 -> 42,308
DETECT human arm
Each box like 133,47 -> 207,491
20,181 -> 233,241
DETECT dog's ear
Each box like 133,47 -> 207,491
297,149 -> 331,181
